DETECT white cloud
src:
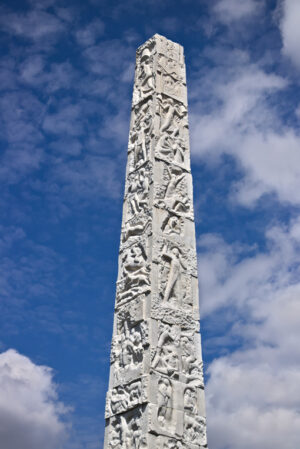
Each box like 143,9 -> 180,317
199,219 -> 300,448
280,0 -> 300,68
213,0 -> 262,23
198,217 -> 300,316
206,286 -> 300,449
0,349 -> 68,449
189,48 -> 300,206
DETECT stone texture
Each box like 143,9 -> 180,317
103,34 -> 208,449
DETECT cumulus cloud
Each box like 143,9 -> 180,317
0,349 -> 68,449
189,47 -> 300,206
198,219 -> 300,448
206,286 -> 300,449
198,217 -> 300,316
280,0 -> 300,69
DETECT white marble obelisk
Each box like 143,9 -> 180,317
104,34 -> 208,449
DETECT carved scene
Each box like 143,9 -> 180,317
108,408 -> 146,449
117,242 -> 150,304
154,165 -> 191,217
112,319 -> 148,383
106,378 -> 147,417
152,323 -> 180,378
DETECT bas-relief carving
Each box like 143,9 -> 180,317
157,54 -> 186,104
183,387 -> 198,415
155,435 -> 182,449
128,97 -> 154,172
151,323 -> 180,378
161,212 -> 184,237
106,377 -> 148,418
156,35 -> 184,64
157,377 -> 173,428
157,55 -> 185,82
183,414 -> 207,447
116,242 -> 151,305
112,319 -> 149,384
181,334 -> 204,388
154,164 -> 191,217
116,296 -> 145,325
153,236 -> 198,278
128,127 -> 151,172
157,95 -> 187,135
151,296 -> 198,329
133,43 -> 155,104
122,214 -> 151,243
108,407 -> 146,449
156,133 -> 188,168
125,167 -> 151,220
154,95 -> 190,171
153,246 -> 196,310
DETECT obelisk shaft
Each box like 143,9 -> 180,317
104,34 -> 208,449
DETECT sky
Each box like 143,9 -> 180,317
0,0 -> 300,448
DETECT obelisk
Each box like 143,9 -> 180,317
104,34 -> 208,449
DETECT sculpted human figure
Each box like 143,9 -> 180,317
138,47 -> 154,99
120,415 -> 133,449
158,95 -> 186,135
162,438 -> 181,449
152,324 -> 180,376
162,245 -> 186,302
119,244 -> 150,300
164,166 -> 185,200
128,168 -> 149,216
172,137 -> 186,165
109,418 -> 122,449
157,377 -> 173,427
184,414 -> 206,445
119,321 -> 134,368
122,218 -> 151,242
110,386 -> 129,415
163,214 -> 181,236
181,335 -> 195,373
116,323 -> 145,379
184,387 -> 197,415
128,381 -> 141,404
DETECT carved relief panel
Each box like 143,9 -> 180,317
106,406 -> 148,449
111,315 -> 149,386
106,376 -> 148,418
156,54 -> 187,105
153,162 -> 193,219
116,240 -> 151,306
156,34 -> 184,64
154,95 -> 190,171
133,40 -> 156,105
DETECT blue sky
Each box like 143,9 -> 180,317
0,0 -> 300,448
